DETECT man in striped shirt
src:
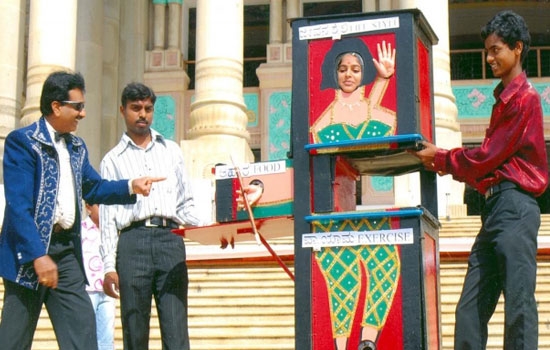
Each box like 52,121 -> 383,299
100,82 -> 202,350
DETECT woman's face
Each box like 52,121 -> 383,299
337,54 -> 363,93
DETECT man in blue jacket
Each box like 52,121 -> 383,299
0,71 -> 162,350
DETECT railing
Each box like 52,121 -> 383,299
185,47 -> 550,83
450,46 -> 550,80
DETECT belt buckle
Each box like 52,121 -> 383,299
145,217 -> 168,227
145,217 -> 159,227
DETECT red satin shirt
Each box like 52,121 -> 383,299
434,72 -> 548,196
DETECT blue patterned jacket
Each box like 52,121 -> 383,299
0,117 -> 136,289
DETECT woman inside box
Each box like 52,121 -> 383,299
310,37 -> 397,144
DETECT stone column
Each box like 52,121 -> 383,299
147,1 -> 183,72
394,0 -> 465,218
152,0 -> 182,51
0,0 -> 26,179
117,0 -> 148,134
76,1 -> 104,168
286,0 -> 300,43
21,0 -> 78,126
265,0 -> 284,63
379,0 -> 392,11
167,1 -> 181,50
269,0 -> 283,44
183,0 -> 253,179
153,1 -> 166,50
362,0 -> 376,12
102,0 -> 122,156
165,1 -> 183,68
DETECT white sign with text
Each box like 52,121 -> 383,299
302,228 -> 414,251
298,16 -> 400,40
215,160 -> 286,180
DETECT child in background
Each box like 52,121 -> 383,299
82,202 -> 116,350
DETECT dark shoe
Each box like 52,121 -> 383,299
358,340 -> 376,350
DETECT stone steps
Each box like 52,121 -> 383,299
3,215 -> 550,349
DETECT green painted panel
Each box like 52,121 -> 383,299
452,82 -> 497,120
267,92 -> 292,161
244,93 -> 259,127
452,81 -> 550,120
534,83 -> 550,116
370,176 -> 393,192
153,95 -> 176,141
153,0 -> 183,5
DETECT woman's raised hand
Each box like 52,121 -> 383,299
372,40 -> 396,79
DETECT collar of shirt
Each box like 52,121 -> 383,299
45,120 -> 62,145
117,129 -> 167,156
493,71 -> 527,104
45,120 -> 73,145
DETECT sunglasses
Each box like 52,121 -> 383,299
60,100 -> 85,112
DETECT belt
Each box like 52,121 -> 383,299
121,216 -> 179,232
484,181 -> 517,200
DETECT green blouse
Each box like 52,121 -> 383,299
316,120 -> 392,143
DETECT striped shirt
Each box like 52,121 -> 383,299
99,129 -> 201,273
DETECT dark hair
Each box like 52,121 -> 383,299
320,37 -> 376,90
336,52 -> 364,70
40,71 -> 85,115
121,82 -> 156,107
481,10 -> 531,64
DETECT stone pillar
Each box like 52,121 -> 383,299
117,0 -> 148,134
269,0 -> 283,44
152,0 -> 182,51
153,2 -> 166,50
183,0 -> 253,179
167,1 -> 181,50
379,0 -> 392,11
286,0 -> 300,43
166,1 -> 183,68
76,1 -> 104,168
265,0 -> 284,63
362,0 -> 376,12
147,0 -> 183,72
102,0 -> 122,156
21,0 -> 78,126
394,0 -> 465,218
0,0 -> 25,179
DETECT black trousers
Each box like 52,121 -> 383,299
0,232 -> 97,350
117,226 -> 189,350
454,188 -> 539,349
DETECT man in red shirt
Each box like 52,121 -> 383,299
413,10 -> 548,349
